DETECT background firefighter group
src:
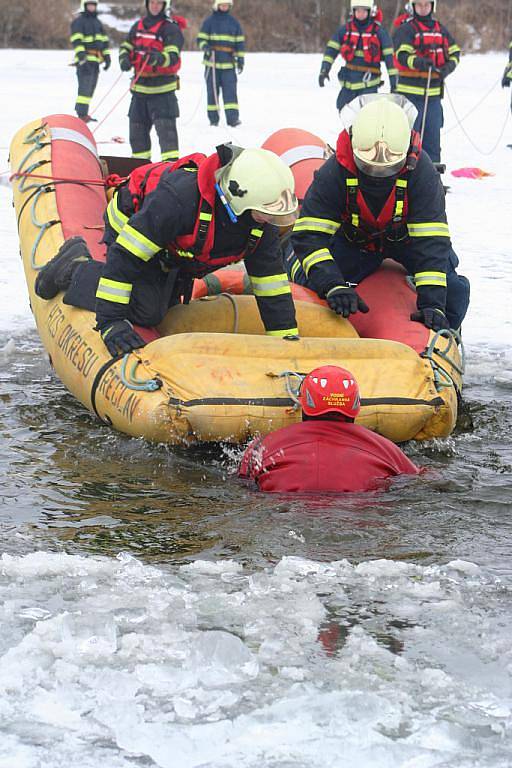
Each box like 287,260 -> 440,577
71,0 -> 512,166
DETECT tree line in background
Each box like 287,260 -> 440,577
0,0 -> 510,51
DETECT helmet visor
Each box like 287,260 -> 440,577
353,140 -> 407,178
251,188 -> 299,227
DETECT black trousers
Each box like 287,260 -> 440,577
75,62 -> 99,118
128,92 -> 179,161
64,259 -> 186,327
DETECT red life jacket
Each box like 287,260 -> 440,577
396,17 -> 449,74
335,130 -> 421,251
130,18 -> 181,76
340,19 -> 382,66
393,12 -> 411,28
127,152 -> 263,268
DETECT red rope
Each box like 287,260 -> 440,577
8,170 -> 128,187
92,57 -> 150,135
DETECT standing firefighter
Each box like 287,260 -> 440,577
319,0 -> 398,113
70,0 -> 111,122
287,95 -> 470,333
502,40 -> 512,115
119,0 -> 185,162
393,0 -> 460,163
197,0 -> 245,127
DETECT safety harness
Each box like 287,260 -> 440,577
341,18 -> 382,69
335,129 -> 422,251
130,18 -> 181,76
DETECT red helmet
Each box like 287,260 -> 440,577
300,365 -> 361,419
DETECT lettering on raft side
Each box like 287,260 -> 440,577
97,367 -> 141,424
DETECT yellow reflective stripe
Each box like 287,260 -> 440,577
117,224 -> 161,262
303,248 -> 334,275
397,84 -> 442,97
96,278 -> 132,304
250,274 -> 291,297
397,43 -> 416,54
323,55 -> 335,64
388,67 -> 398,76
327,40 -> 341,51
408,222 -> 450,237
290,259 -> 302,281
266,327 -> 299,338
199,211 -> 213,222
70,33 -> 84,42
343,77 -> 381,90
164,45 -> 180,55
131,82 -> 178,94
76,95 -> 92,105
120,41 -> 133,51
175,249 -> 194,259
161,150 -> 179,161
448,44 -> 461,54
107,195 -> 129,234
396,179 -> 407,188
132,151 -> 151,159
223,102 -> 239,109
208,33 -> 239,42
204,61 -> 235,69
407,54 -> 416,68
74,45 -> 86,54
382,47 -> 393,55
293,217 -> 340,235
414,271 -> 447,288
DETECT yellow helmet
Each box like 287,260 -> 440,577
351,97 -> 412,177
216,148 -> 299,227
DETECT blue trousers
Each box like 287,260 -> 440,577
284,237 -> 470,331
408,94 -> 444,163
206,68 -> 239,125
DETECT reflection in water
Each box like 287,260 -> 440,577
1,331 -> 512,575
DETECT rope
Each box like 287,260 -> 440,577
92,58 -> 150,135
442,75 -> 502,135
89,70 -> 125,118
10,170 -> 105,186
444,82 -> 511,155
120,354 -> 162,391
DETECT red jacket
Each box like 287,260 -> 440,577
239,421 -> 419,493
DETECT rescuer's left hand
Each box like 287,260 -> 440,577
103,54 -> 111,71
326,285 -> 369,318
236,58 -> 244,74
147,51 -> 165,68
411,308 -> 450,331
97,319 -> 146,357
502,65 -> 512,88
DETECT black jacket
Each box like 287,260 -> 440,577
70,11 -> 110,65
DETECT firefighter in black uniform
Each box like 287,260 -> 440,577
319,0 -> 398,113
197,0 -> 245,127
502,40 -> 512,115
287,95 -> 470,332
35,146 -> 300,356
70,0 -> 111,122
119,0 -> 185,162
393,0 -> 460,163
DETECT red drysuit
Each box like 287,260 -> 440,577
239,421 -> 419,493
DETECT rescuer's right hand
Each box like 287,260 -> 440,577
97,319 -> 146,357
325,285 -> 369,318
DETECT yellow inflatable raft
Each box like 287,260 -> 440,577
10,115 -> 463,445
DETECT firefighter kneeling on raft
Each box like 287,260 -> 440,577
239,365 -> 419,493
34,146 -> 300,356
287,94 -> 470,332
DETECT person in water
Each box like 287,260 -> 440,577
239,364 -> 419,493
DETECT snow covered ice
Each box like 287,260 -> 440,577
0,49 -> 512,766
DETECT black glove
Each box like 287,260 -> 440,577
326,285 -> 369,318
119,55 -> 131,72
389,75 -> 398,92
236,58 -> 244,74
410,308 -> 450,331
202,46 -> 212,61
502,65 -> 512,88
147,51 -> 165,68
97,319 -> 146,357
76,51 -> 87,66
438,61 -> 455,80
103,53 -> 111,71
318,71 -> 329,88
413,56 -> 432,72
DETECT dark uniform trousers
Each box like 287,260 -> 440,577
284,235 -> 470,331
75,62 -> 99,118
407,94 -> 444,164
206,68 -> 239,126
128,91 -> 180,160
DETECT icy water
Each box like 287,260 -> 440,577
1,50 -> 512,767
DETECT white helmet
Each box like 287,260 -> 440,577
412,0 -> 436,12
216,148 -> 299,226
351,96 -> 413,178
213,0 -> 233,9
80,0 -> 97,9
350,0 -> 373,10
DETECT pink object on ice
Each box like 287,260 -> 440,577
451,167 -> 495,179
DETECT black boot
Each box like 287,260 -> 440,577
35,236 -> 92,300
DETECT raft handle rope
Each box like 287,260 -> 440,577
272,370 -> 305,409
199,292 -> 240,333
444,82 -> 510,155
29,186 -> 60,269
420,328 -> 465,392
120,354 -> 162,392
